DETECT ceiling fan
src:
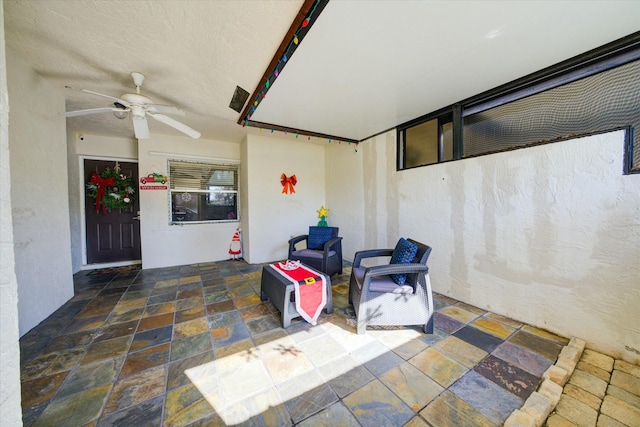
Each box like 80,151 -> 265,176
65,72 -> 201,139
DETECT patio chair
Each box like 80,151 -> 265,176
288,226 -> 343,277
349,238 -> 434,335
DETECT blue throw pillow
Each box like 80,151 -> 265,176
308,227 -> 333,250
389,238 -> 418,285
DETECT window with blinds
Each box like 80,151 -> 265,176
168,160 -> 239,224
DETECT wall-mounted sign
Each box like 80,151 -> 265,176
140,185 -> 167,190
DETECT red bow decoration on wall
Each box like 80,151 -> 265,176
90,173 -> 115,213
281,173 -> 297,194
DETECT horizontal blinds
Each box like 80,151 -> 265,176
169,160 -> 238,191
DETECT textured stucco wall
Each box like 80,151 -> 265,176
325,141 -> 365,261
243,134 -> 326,264
137,135 -> 240,269
0,3 -> 24,423
337,129 -> 639,363
6,49 -> 73,336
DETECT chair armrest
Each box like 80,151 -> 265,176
353,249 -> 394,268
288,234 -> 308,255
323,236 -> 343,252
363,263 -> 429,278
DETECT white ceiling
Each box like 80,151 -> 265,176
4,0 -> 639,144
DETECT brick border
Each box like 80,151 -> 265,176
504,337 -> 586,426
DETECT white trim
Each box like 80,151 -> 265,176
79,155 -> 140,267
80,260 -> 141,271
148,150 -> 240,164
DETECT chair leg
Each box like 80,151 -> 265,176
357,318 -> 367,335
423,316 -> 434,334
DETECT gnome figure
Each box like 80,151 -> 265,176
229,229 -> 242,260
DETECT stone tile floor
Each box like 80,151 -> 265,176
19,260 -> 573,426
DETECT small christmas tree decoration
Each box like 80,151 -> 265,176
317,205 -> 329,227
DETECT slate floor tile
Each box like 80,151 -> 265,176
103,366 -> 167,415
163,383 -> 218,427
471,316 -> 516,340
409,348 -> 469,388
170,331 -> 213,361
207,310 -> 242,330
343,379 -> 414,427
175,306 -> 207,324
130,325 -> 173,352
79,335 -> 133,366
32,384 -> 111,427
93,320 -> 138,343
453,325 -> 505,353
450,370 -> 523,425
433,312 -> 465,334
434,335 -> 488,368
379,362 -> 444,411
474,354 -> 540,400
419,390 -> 498,427
20,260 -> 582,427
21,371 -> 69,408
210,322 -> 251,348
364,348 -> 406,377
206,299 -> 236,314
438,306 -> 480,324
60,314 -> 108,334
492,341 -> 554,377
173,317 -> 209,339
137,312 -> 174,332
225,387 -> 291,427
119,343 -> 170,378
56,356 -> 124,399
95,395 -> 164,427
297,401 -> 360,427
521,325 -> 570,346
167,350 -> 215,391
508,330 -> 563,361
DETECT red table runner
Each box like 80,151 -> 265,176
271,262 -> 327,325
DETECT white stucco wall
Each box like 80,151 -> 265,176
67,132 -> 137,272
6,49 -> 73,336
334,129 -> 639,363
137,135 -> 240,269
0,5 -> 24,423
325,141 -> 365,260
243,134 -> 326,264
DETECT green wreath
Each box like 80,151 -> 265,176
86,166 -> 136,213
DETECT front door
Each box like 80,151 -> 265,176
85,159 -> 141,264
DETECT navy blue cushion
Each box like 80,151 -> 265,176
308,227 -> 333,250
389,238 -> 418,285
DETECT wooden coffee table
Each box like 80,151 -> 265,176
260,263 -> 333,328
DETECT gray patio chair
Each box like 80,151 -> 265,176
349,238 -> 434,335
288,226 -> 343,277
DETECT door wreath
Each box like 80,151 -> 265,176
86,163 -> 136,213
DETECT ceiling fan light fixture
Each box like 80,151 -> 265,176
113,110 -> 128,120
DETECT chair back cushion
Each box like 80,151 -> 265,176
307,226 -> 337,250
389,238 -> 418,285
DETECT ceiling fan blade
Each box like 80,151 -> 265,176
132,114 -> 150,139
65,107 -> 130,117
65,86 -> 131,107
147,112 -> 201,139
146,104 -> 186,116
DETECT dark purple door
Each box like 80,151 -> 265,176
85,159 -> 141,264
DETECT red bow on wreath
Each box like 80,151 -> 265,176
281,173 -> 297,194
90,173 -> 115,213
